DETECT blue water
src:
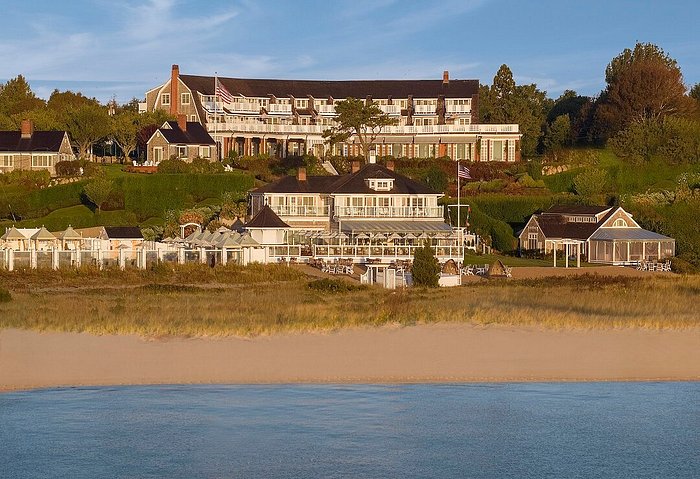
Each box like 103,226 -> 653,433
1,383 -> 698,478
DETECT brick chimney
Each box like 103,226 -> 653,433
297,167 -> 306,181
386,160 -> 395,171
170,64 -> 180,115
20,119 -> 34,139
177,114 -> 187,132
351,161 -> 360,173
443,70 -> 449,85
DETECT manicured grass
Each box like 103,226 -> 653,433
0,269 -> 697,336
2,205 -> 139,231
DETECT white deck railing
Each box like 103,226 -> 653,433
212,123 -> 519,136
271,205 -> 331,217
334,205 -> 443,218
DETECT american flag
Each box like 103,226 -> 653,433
457,164 -> 471,179
215,78 -> 234,104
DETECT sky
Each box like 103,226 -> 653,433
1,0 -> 699,104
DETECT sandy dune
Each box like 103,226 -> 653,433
2,324 -> 699,392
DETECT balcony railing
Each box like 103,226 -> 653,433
334,205 -> 444,218
446,104 -> 471,113
318,105 -> 336,115
267,104 -> 292,114
228,102 -> 261,113
211,123 -> 519,136
413,105 -> 437,115
379,105 -> 401,115
270,205 -> 330,217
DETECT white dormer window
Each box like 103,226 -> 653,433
613,218 -> 628,227
367,178 -> 394,191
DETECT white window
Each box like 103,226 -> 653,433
181,93 -> 191,105
508,139 -> 516,162
162,93 -> 170,106
1,154 -> 13,167
176,145 -> 187,158
613,218 -> 628,227
153,147 -> 163,163
189,115 -> 197,122
528,233 -> 538,250
32,155 -> 52,167
481,140 -> 488,161
199,146 -> 210,158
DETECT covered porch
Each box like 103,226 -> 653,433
589,229 -> 675,265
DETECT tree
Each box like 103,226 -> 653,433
322,97 -> 397,161
548,90 -> 595,143
411,241 -> 440,287
0,75 -> 45,116
595,42 -> 692,139
479,65 -> 550,157
691,83 -> 700,103
423,166 -> 448,193
64,104 -> 111,160
542,114 -> 572,152
83,174 -> 114,212
111,110 -> 141,163
47,89 -> 100,112
573,168 -> 608,200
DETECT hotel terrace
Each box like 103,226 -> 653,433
143,65 -> 521,162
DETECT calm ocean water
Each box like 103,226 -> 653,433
1,383 -> 698,478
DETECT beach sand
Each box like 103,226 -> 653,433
2,324 -> 699,392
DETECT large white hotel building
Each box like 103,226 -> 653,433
143,65 -> 520,162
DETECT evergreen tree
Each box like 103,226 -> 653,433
412,241 -> 440,288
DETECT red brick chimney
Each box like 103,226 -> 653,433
297,167 -> 306,181
177,114 -> 187,132
351,161 -> 360,173
443,70 -> 449,85
170,64 -> 180,115
386,160 -> 395,171
20,119 -> 34,139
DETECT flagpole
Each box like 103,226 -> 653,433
214,72 -> 218,159
457,160 -> 462,262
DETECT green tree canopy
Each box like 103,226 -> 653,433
411,241 -> 440,287
83,173 -> 114,212
64,103 -> 111,160
322,97 -> 397,161
479,65 -> 550,157
595,42 -> 693,138
0,75 -> 45,116
543,114 -> 572,152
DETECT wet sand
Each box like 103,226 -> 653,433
2,324 -> 699,392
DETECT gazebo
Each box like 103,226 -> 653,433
31,226 -> 58,251
57,225 -> 83,250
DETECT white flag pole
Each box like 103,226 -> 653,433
214,73 -> 219,159
457,160 -> 462,262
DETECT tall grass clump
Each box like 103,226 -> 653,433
0,287 -> 12,302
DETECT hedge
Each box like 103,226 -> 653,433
121,172 -> 254,220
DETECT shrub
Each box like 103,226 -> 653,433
157,158 -> 191,174
670,257 -> 698,274
0,287 -> 11,303
55,160 -> 82,177
412,241 -> 440,287
573,168 -> 608,198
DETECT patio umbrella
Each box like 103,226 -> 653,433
388,233 -> 402,241
355,233 -> 369,240
372,233 -> 386,240
404,232 -> 417,239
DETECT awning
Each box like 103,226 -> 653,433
340,220 -> 453,234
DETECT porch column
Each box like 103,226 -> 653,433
221,248 -> 228,265
200,247 -> 207,264
30,250 -> 37,269
177,247 -> 185,265
96,249 -> 103,270
119,248 -> 126,270
52,248 -> 59,270
577,243 -> 581,268
627,241 -> 630,264
75,247 -> 81,268
8,249 -> 14,272
553,242 -> 556,268
565,243 -> 569,268
657,242 -> 661,260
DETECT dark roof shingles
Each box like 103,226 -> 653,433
160,121 -> 215,145
181,75 -> 479,100
245,205 -> 290,228
0,131 -> 66,152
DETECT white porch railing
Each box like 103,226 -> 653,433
211,123 -> 519,136
271,205 -> 331,217
334,205 -> 444,218
311,244 -> 462,261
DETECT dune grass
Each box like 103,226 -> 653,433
0,269 -> 698,337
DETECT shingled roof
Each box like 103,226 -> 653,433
104,226 -> 143,239
160,121 -> 215,145
181,75 -> 479,100
252,163 -> 439,196
0,131 -> 67,152
544,205 -> 612,216
245,205 -> 290,229
534,208 -> 618,240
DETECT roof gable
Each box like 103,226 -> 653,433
158,121 -> 215,145
104,226 -> 143,239
245,205 -> 290,229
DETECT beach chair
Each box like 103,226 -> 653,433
464,265 -> 475,276
504,266 -> 513,278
